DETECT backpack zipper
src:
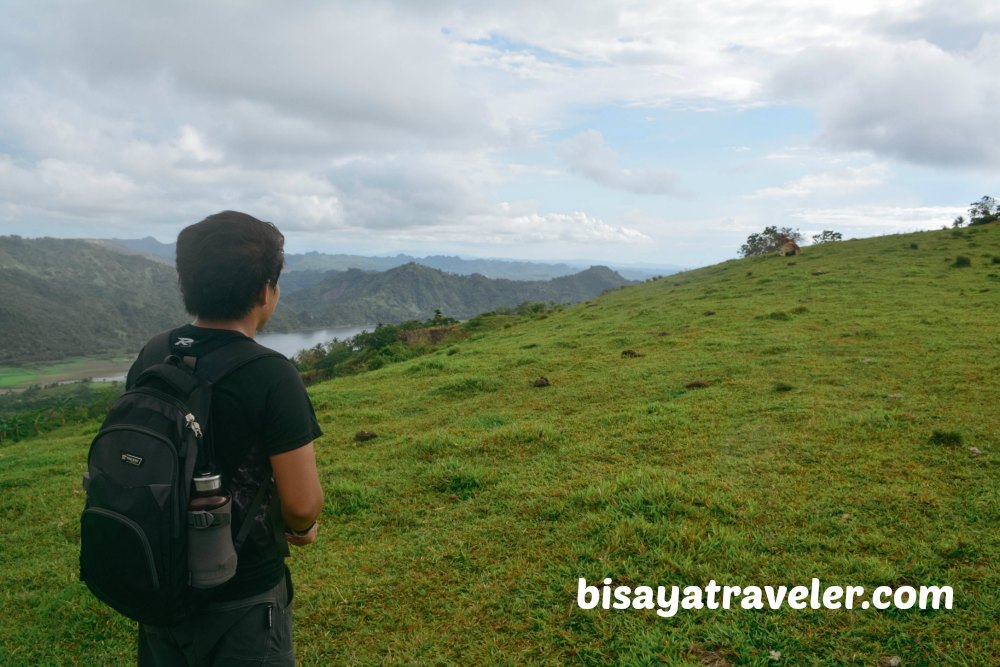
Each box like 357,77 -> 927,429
185,413 -> 203,439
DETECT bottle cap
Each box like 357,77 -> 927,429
193,473 -> 222,494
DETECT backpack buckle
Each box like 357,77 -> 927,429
188,511 -> 215,529
187,510 -> 233,528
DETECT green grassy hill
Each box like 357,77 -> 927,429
1,226 -> 998,665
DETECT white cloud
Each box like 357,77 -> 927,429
379,201 -> 653,246
493,209 -> 653,244
49,4 -> 490,144
0,155 -> 151,220
748,163 -> 889,199
790,204 -> 965,235
0,1 -> 997,268
558,129 -> 685,196
243,194 -> 345,232
770,37 -> 1000,167
175,125 -> 223,164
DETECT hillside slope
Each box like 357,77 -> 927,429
0,237 -> 187,364
1,225 -> 997,663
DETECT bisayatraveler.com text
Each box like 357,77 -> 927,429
577,578 -> 953,617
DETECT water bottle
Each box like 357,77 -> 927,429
187,473 -> 238,589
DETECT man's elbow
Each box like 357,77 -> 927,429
281,489 -> 324,526
270,442 -> 324,529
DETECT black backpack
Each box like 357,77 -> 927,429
80,331 -> 283,626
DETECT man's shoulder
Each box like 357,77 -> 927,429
192,336 -> 294,389
222,347 -> 301,388
232,349 -> 296,374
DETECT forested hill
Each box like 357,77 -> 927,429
0,236 -> 187,364
283,263 -> 632,327
1,237 -> 631,365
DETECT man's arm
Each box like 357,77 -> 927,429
270,442 -> 324,545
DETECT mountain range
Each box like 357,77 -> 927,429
1,236 -> 632,364
96,236 -> 680,281
284,263 -> 630,327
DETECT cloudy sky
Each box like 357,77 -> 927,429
1,1 -> 997,269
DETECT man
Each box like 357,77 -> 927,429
130,211 -> 324,666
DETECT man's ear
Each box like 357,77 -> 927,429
258,283 -> 271,306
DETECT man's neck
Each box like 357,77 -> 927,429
192,315 -> 259,340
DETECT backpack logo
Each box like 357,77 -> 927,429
120,452 -> 144,467
175,337 -> 196,348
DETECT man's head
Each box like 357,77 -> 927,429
176,211 -> 285,321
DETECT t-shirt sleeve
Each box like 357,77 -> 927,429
259,357 -> 323,456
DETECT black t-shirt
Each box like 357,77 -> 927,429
126,324 -> 323,601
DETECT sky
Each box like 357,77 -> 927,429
0,0 -> 998,269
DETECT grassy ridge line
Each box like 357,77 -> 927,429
0,226 -> 998,665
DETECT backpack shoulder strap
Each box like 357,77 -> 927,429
191,337 -> 286,384
138,330 -> 174,368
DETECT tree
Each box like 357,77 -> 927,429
811,230 -> 843,244
739,226 -> 803,258
968,196 -> 999,226
952,216 -> 965,229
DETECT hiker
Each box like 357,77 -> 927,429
129,211 -> 324,665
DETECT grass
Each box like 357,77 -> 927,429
1,226 -> 999,665
0,368 -> 38,388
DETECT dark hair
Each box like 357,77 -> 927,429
176,211 -> 285,320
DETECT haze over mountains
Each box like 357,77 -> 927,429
96,237 -> 681,282
1,236 -> 637,364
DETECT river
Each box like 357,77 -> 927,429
72,325 -> 376,387
256,325 -> 376,357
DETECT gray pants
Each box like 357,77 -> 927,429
138,575 -> 294,666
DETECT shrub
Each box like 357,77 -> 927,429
952,256 -> 972,268
292,314 -> 461,384
739,226 -> 802,257
968,195 -> 999,226
929,430 -> 963,446
811,230 -> 843,244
